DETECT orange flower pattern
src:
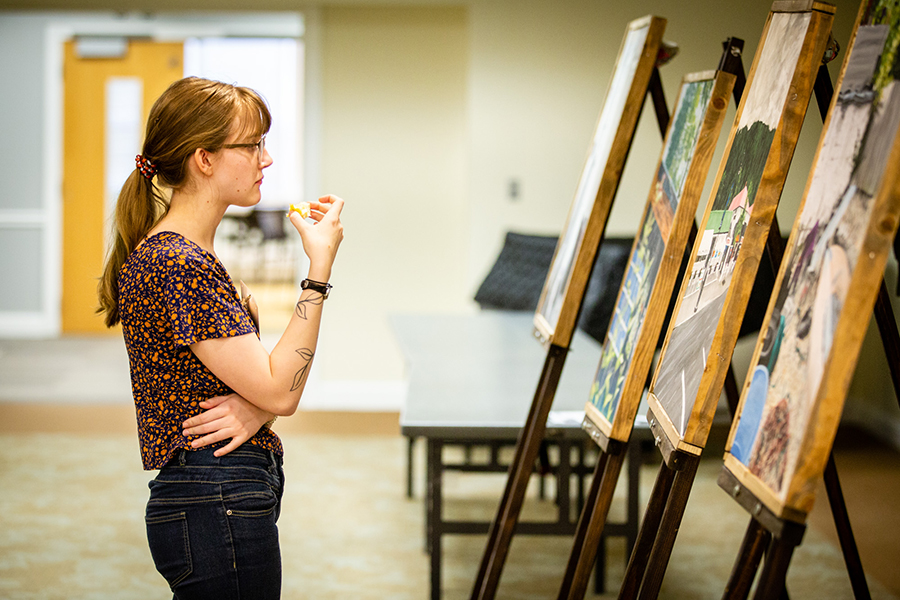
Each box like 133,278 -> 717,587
119,231 -> 283,470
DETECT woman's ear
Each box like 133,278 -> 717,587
190,147 -> 215,176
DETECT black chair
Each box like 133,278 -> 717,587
474,231 -> 633,343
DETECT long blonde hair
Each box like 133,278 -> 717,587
97,77 -> 271,327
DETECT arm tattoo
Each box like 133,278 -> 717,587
290,348 -> 315,391
295,291 -> 324,320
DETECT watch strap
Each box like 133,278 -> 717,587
301,278 -> 332,298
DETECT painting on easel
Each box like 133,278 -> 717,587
646,5 -> 834,451
725,0 -> 900,518
534,15 -> 666,349
585,70 -> 734,442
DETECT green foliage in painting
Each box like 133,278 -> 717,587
712,121 -> 776,212
873,0 -> 900,97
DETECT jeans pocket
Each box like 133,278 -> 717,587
145,511 -> 193,588
224,489 -> 279,518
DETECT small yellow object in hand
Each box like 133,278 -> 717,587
288,203 -> 311,219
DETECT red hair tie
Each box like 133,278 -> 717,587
135,154 -> 157,179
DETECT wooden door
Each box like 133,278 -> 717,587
62,40 -> 182,333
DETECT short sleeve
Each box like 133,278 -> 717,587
162,250 -> 256,347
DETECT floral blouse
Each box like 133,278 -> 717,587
118,231 -> 283,470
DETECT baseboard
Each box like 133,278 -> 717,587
0,312 -> 58,338
0,402 -> 399,436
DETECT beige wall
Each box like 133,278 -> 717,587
314,6 -> 469,381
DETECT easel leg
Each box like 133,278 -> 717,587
558,450 -> 610,600
722,519 -> 770,600
724,366 -> 740,415
823,454 -> 871,600
752,533 -> 801,600
873,279 -> 900,402
625,437 -> 643,557
618,461 -> 676,600
471,345 -> 568,600
636,454 -> 701,600
558,448 -> 627,600
648,67 -> 669,136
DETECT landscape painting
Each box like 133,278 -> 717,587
536,18 -> 655,343
588,76 -> 717,427
728,6 -> 900,507
651,10 -> 814,436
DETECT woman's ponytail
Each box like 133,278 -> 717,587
96,168 -> 166,327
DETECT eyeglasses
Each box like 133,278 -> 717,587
222,135 -> 266,164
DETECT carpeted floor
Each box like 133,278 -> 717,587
1,315 -> 898,599
0,427 -> 897,599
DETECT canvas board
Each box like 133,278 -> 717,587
584,70 -> 735,442
645,2 -> 835,452
534,15 -> 666,349
723,0 -> 900,519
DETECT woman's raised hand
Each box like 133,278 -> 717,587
287,194 -> 344,281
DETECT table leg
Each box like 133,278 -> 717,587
557,440 -> 572,522
577,443 -> 586,513
425,438 -> 433,552
427,438 -> 444,600
407,435 -> 416,498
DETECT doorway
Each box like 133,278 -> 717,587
61,39 -> 183,333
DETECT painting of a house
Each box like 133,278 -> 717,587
649,7 -> 828,441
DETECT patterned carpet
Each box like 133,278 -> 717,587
0,430 -> 897,599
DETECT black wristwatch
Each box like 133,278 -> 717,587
300,278 -> 332,299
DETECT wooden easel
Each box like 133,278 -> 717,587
556,38 -> 744,600
611,4 -> 840,598
620,61 -> 878,600
470,16 -> 669,600
720,19 -> 900,595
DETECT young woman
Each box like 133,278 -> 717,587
97,76 -> 343,598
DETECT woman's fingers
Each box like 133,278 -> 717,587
304,195 -> 344,222
214,437 -> 244,457
189,428 -> 231,448
183,414 -> 227,437
182,395 -> 231,429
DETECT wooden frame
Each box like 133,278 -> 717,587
584,70 -> 735,443
534,15 -> 666,349
645,2 -> 836,455
724,0 -> 900,521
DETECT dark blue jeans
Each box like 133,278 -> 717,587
145,446 -> 285,599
